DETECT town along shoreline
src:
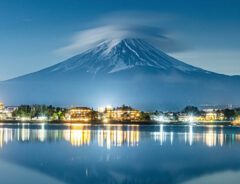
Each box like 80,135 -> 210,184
0,120 -> 233,126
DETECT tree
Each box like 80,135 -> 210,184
87,110 -> 98,120
234,108 -> 240,119
223,109 -> 235,120
182,106 -> 200,116
12,104 -> 67,121
12,105 -> 32,118
117,104 -> 133,111
139,111 -> 150,121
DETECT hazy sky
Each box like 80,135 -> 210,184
0,0 -> 240,81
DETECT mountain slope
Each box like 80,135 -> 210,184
47,39 -> 204,74
11,39 -> 213,81
1,38 -> 240,110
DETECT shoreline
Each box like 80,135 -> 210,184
0,120 -> 234,126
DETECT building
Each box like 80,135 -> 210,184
5,106 -> 18,113
101,106 -> 140,122
0,103 -> 3,111
178,114 -> 188,122
232,116 -> 240,125
0,104 -> 18,120
66,107 -> 92,121
178,113 -> 198,122
0,106 -> 18,120
203,109 -> 224,121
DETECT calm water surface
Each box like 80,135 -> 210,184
0,123 -> 240,184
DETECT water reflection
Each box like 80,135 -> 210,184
0,123 -> 239,148
0,123 -> 240,184
0,123 -> 140,149
153,125 -> 239,147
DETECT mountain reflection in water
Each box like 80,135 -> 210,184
0,123 -> 239,148
1,123 -> 240,184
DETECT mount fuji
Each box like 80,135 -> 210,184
1,38 -> 240,110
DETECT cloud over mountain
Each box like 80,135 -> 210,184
56,12 -> 189,57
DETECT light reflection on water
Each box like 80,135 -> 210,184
0,123 -> 239,148
0,123 -> 240,184
152,124 -> 230,147
0,123 -> 141,149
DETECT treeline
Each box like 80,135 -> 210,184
152,106 -> 240,121
182,106 -> 240,120
12,104 -> 240,122
12,105 -> 67,120
219,108 -> 240,120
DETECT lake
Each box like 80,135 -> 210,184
0,123 -> 240,184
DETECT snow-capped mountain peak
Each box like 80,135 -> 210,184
48,38 -> 204,75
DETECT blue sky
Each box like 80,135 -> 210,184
0,0 -> 240,80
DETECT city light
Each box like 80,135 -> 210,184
187,115 -> 195,123
0,102 -> 239,124
103,118 -> 109,123
152,115 -> 168,122
98,106 -> 105,113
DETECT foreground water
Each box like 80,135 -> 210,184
0,123 -> 240,184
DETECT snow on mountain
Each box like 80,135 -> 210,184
46,38 -> 207,75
